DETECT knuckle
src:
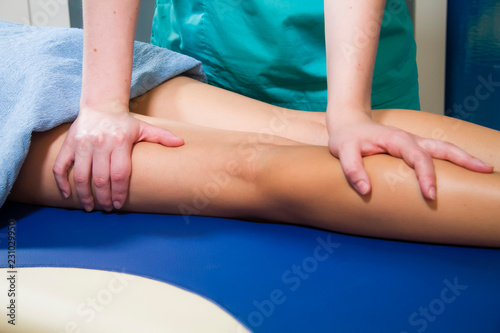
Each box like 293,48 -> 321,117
52,163 -> 64,176
111,170 -> 129,183
112,189 -> 125,198
418,173 -> 435,185
444,142 -> 462,154
98,199 -> 113,209
112,191 -> 126,203
74,136 -> 92,155
451,151 -> 467,164
391,130 -> 411,142
419,139 -> 436,151
73,173 -> 89,185
93,176 -> 109,188
112,130 -> 127,145
412,152 -> 429,165
79,196 -> 94,206
343,166 -> 360,179
90,130 -> 105,146
74,132 -> 88,144
413,149 -> 428,158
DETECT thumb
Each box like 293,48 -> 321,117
137,121 -> 185,147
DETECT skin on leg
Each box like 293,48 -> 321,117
131,77 -> 499,170
8,112 -> 500,247
258,146 -> 500,247
9,116 -> 301,219
129,76 -> 329,146
372,109 -> 500,170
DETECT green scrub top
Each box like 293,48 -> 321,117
151,0 -> 419,111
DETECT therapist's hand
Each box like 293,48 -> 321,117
327,109 -> 493,200
53,103 -> 184,212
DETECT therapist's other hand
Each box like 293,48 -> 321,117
53,103 -> 184,212
327,110 -> 493,200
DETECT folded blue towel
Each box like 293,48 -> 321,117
0,21 -> 206,207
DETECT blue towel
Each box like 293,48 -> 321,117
0,21 -> 206,207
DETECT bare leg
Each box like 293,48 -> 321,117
131,77 -> 499,169
259,147 -> 500,247
9,116 -> 301,218
130,76 -> 329,146
8,109 -> 500,247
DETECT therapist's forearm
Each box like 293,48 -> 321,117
324,0 -> 386,117
81,0 -> 140,109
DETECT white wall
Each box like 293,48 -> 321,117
0,0 -> 70,27
414,1 -> 448,115
0,0 -> 30,24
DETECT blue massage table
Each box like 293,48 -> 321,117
2,2 -> 500,330
1,201 -> 499,332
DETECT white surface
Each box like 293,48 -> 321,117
0,0 -> 69,27
0,0 -> 30,24
0,267 -> 250,333
28,0 -> 70,27
415,0 -> 447,115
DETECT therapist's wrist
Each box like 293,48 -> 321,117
327,101 -> 371,118
80,84 -> 131,112
326,103 -> 373,131
79,97 -> 131,115
327,91 -> 371,111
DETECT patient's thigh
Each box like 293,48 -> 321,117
7,115 -> 299,214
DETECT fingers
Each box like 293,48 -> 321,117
408,138 -> 493,200
92,141 -> 113,212
53,141 -> 75,199
388,133 -> 492,201
83,131 -> 133,212
92,129 -> 133,212
109,143 -> 132,210
138,121 -> 185,147
398,143 -> 437,200
419,139 -> 493,173
106,122 -> 182,210
337,143 -> 372,196
73,136 -> 95,212
52,117 -> 185,212
381,130 -> 435,200
328,118 -> 493,202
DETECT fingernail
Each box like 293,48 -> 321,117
481,161 -> 493,169
113,201 -> 123,210
62,191 -> 70,199
428,186 -> 437,200
355,180 -> 370,195
84,204 -> 93,212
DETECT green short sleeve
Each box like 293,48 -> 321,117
152,0 -> 419,111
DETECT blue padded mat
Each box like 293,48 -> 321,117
1,202 -> 499,332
